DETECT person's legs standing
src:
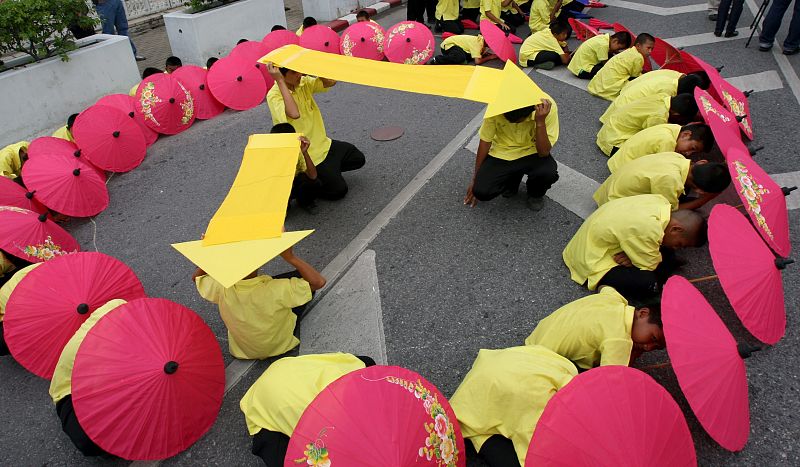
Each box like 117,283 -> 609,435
715,0 -> 733,34
407,0 -> 425,22
782,0 -> 800,51
759,0 -> 793,49
472,156 -> 528,201
94,0 -> 118,35
112,0 -> 139,56
708,0 -> 722,20
724,0 -> 745,35
425,0 -> 437,23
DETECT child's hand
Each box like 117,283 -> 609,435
613,252 -> 633,267
499,22 -> 510,31
535,99 -> 552,121
464,182 -> 478,207
298,136 -> 310,153
280,246 -> 295,261
267,62 -> 283,81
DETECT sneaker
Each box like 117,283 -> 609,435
713,31 -> 722,37
526,196 -> 545,211
534,61 -> 555,70
783,47 -> 800,55
135,55 -> 146,61
758,42 -> 773,51
708,13 -> 718,21
724,30 -> 739,37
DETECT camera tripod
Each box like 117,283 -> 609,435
746,0 -> 771,48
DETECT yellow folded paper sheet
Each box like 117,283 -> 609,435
172,230 -> 314,288
203,134 -> 300,246
260,45 -> 547,117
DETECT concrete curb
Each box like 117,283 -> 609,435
325,0 -> 407,32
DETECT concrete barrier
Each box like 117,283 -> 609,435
302,0 -> 360,21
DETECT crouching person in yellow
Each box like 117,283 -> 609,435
607,123 -> 714,173
240,353 -> 376,465
50,299 -> 127,456
568,31 -> 632,79
194,246 -> 326,360
594,152 -> 731,210
587,33 -> 654,101
0,263 -> 40,356
525,287 -> 665,370
596,93 -> 698,156
0,141 -> 29,181
563,194 -> 707,301
450,345 -> 577,467
519,22 -> 571,70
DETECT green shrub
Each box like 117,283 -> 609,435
186,0 -> 239,14
0,0 -> 97,63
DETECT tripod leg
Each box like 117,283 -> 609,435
746,0 -> 770,48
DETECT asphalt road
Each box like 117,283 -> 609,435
1,1 -> 798,466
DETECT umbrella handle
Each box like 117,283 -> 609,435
688,274 -> 718,283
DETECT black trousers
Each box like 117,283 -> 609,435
465,435 -> 521,467
473,155 -> 559,201
461,8 -> 480,22
716,0 -> 745,34
597,248 -> 679,302
250,355 -> 377,466
439,19 -> 465,34
56,396 -> 107,457
501,11 -> 526,27
316,140 -> 365,200
407,0 -> 436,22
526,51 -> 563,68
433,45 -> 470,64
290,173 -> 321,208
577,61 -> 607,79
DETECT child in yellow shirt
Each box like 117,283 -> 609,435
0,141 -> 29,181
568,31 -> 632,79
588,33 -> 655,101
429,34 -> 494,65
519,22 -> 571,70
51,113 -> 79,142
607,123 -> 714,173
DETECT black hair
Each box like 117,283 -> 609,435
504,105 -> 536,123
237,38 -> 249,45
165,56 -> 182,68
645,302 -> 662,327
688,70 -> 711,90
676,73 -> 703,95
279,67 -> 290,76
680,123 -> 714,152
141,67 -> 163,79
206,57 -> 219,69
634,32 -> 655,46
356,10 -> 370,19
691,162 -> 731,193
270,123 -> 296,133
271,24 -> 287,31
302,17 -> 318,28
550,21 -> 569,36
610,31 -> 632,48
66,113 -> 79,129
669,93 -> 699,124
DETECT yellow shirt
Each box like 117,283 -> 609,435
528,0 -> 553,33
478,94 -> 559,161
567,33 -> 610,76
525,287 -> 634,369
129,83 -> 139,97
464,0 -> 481,7
239,353 -> 366,436
436,0 -> 460,20
594,152 -> 690,210
0,141 -> 28,180
441,35 -> 485,59
519,29 -> 563,66
49,299 -> 127,404
607,124 -> 681,173
600,69 -> 681,123
267,76 -> 332,165
195,274 -> 311,360
0,263 -> 41,319
563,194 -> 672,290
450,345 -> 577,465
51,125 -> 74,142
587,47 -> 644,101
596,94 -> 671,155
480,0 -> 503,22
296,25 -> 304,36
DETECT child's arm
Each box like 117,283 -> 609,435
559,52 -> 571,64
299,136 -> 317,180
512,1 -> 524,15
464,139 -> 491,207
475,53 -> 498,65
320,77 -> 337,88
485,11 -> 509,30
267,63 -> 301,119
678,192 -> 718,210
192,267 -> 206,281
280,247 -> 326,291
550,0 -> 563,22
534,99 -> 553,156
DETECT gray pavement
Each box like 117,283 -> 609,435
2,1 -> 800,466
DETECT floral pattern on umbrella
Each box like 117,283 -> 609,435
21,235 -> 74,261
722,90 -> 751,136
293,430 -> 331,466
733,160 -> 772,239
139,81 -> 163,127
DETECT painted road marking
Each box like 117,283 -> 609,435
727,70 -> 784,93
664,27 -> 751,48
600,0 -> 707,15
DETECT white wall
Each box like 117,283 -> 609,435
302,0 -> 360,21
0,35 -> 141,145
164,0 -> 288,66
123,0 -> 186,20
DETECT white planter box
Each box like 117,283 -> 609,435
0,34 -> 140,144
302,0 -> 360,21
163,0 -> 288,67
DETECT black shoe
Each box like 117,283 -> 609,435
713,31 -> 722,37
758,42 -> 773,51
708,13 -> 718,21
783,47 -> 800,55
724,30 -> 739,37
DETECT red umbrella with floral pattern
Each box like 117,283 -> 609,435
0,206 -> 79,263
287,365 -> 466,466
135,73 -> 196,135
172,65 -> 226,120
340,21 -> 386,61
299,25 -> 342,55
384,21 -> 435,65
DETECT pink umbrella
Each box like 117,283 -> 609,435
27,136 -> 81,160
694,88 -> 741,153
135,73 -> 196,135
72,104 -> 147,172
206,55 -> 267,111
95,94 -> 159,147
568,18 -> 599,42
384,21 -> 435,64
687,54 -> 754,140
299,25 -> 342,54
0,206 -> 79,262
262,29 -> 300,50
651,38 -> 684,70
526,366 -> 696,466
229,40 -> 274,88
480,20 -> 517,63
706,203 -> 790,344
662,275 -> 750,451
340,21 -> 386,60
72,298 -> 224,460
21,142 -> 109,218
4,251 -> 146,379
287,365 -> 466,466
172,65 -> 226,120
727,147 -> 791,257
0,176 -> 48,214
